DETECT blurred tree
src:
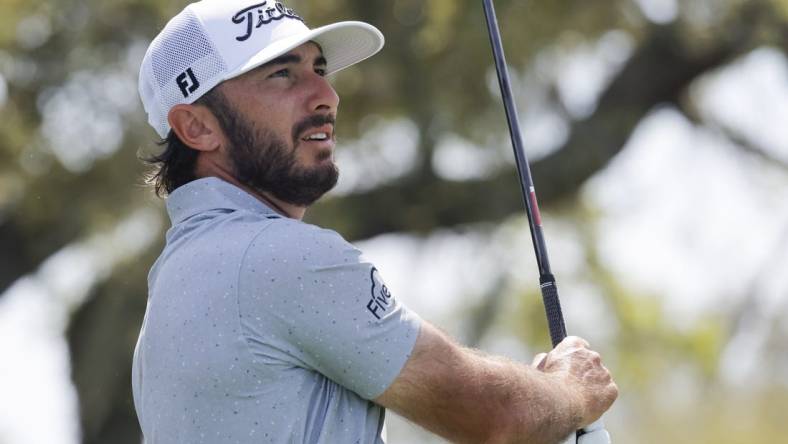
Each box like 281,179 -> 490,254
0,0 -> 786,442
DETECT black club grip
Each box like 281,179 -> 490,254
539,274 -> 567,347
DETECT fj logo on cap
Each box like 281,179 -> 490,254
232,1 -> 304,42
176,68 -> 200,98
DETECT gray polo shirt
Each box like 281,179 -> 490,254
132,178 -> 421,443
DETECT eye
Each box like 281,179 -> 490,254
315,67 -> 327,77
269,68 -> 289,78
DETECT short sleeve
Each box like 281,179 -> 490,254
237,220 -> 422,400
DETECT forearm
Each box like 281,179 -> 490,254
453,348 -> 583,443
378,324 -> 582,443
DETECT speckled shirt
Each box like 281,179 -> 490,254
132,178 -> 421,444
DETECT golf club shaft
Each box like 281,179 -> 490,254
482,0 -> 567,348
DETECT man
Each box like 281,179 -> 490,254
132,1 -> 618,443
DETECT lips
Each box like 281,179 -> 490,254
300,124 -> 334,142
292,114 -> 336,146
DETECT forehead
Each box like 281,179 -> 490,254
299,41 -> 325,58
215,41 -> 325,94
252,41 -> 324,73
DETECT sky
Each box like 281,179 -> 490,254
0,23 -> 787,444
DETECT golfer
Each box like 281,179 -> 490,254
132,1 -> 618,443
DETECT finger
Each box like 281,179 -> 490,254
569,336 -> 591,349
560,336 -> 590,350
559,432 -> 577,444
606,381 -> 619,404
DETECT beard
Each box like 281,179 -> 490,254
205,91 -> 339,207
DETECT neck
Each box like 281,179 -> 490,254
195,161 -> 307,220
247,186 -> 307,220
227,177 -> 307,220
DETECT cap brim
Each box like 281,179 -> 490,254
223,21 -> 384,81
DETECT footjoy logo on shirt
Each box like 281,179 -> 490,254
232,1 -> 304,42
366,267 -> 392,320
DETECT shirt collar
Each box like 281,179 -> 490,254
166,177 -> 279,224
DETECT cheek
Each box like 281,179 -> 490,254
257,100 -> 297,131
228,81 -> 301,142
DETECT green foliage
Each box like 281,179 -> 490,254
619,387 -> 788,444
0,0 -> 785,443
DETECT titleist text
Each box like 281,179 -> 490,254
232,1 -> 304,42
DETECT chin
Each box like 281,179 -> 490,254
313,149 -> 334,164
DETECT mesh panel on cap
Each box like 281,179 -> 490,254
150,9 -> 225,89
147,8 -> 227,136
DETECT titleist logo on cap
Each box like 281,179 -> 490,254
139,0 -> 384,138
232,1 -> 304,42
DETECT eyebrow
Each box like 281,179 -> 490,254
263,53 -> 327,69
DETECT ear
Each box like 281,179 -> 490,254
167,103 -> 223,152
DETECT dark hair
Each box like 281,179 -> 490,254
142,88 -> 234,197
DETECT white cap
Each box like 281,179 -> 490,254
139,0 -> 384,138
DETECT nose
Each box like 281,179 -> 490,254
307,72 -> 339,113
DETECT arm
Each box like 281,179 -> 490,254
375,322 -> 617,444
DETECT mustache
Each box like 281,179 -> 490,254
292,114 -> 336,144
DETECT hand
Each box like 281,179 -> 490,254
531,336 -> 618,428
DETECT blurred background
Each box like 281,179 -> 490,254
1,0 -> 787,442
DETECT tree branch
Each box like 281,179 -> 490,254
308,24 -> 745,241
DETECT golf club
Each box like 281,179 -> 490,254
481,1 -> 610,442
481,0 -> 566,348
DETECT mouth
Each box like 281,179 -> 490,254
300,124 -> 334,143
